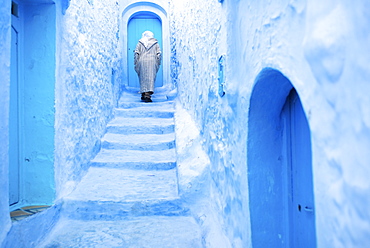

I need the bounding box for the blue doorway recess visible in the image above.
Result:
[247,68,316,247]
[281,89,316,247]
[9,24,20,206]
[127,12,163,88]
[9,1,56,209]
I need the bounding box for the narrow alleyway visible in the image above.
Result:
[39,90,202,247]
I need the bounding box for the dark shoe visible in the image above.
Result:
[141,93,152,102]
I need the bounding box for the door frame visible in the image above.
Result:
[9,8,21,206]
[8,0,56,211]
[121,3,170,90]
[127,12,163,88]
[247,68,316,247]
[281,89,316,247]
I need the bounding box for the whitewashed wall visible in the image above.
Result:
[1,0,369,247]
[1,0,122,245]
[170,0,370,247]
[54,0,122,198]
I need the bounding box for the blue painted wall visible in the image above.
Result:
[170,0,370,247]
[1,0,370,247]
[0,0,12,243]
[20,2,56,208]
[247,69,293,247]
[1,0,122,246]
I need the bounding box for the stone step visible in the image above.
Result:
[90,149,176,170]
[114,108,174,118]
[119,100,175,110]
[61,167,185,220]
[106,117,175,135]
[119,89,172,104]
[39,216,202,248]
[66,167,179,201]
[62,198,189,221]
[101,133,176,151]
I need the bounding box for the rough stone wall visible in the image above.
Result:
[303,1,370,247]
[170,1,247,247]
[55,0,122,198]
[170,0,370,247]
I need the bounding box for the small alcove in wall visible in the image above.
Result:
[9,0,56,213]
[247,68,316,247]
[121,2,170,91]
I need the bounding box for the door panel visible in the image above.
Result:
[290,91,316,247]
[9,25,20,206]
[283,89,316,247]
[128,16,163,88]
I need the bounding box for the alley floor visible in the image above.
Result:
[39,90,202,247]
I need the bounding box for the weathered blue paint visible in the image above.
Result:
[282,89,316,247]
[218,55,225,97]
[10,2,56,208]
[2,0,122,246]
[0,0,370,247]
[0,0,12,243]
[248,69,316,247]
[247,68,293,247]
[128,12,163,88]
[61,0,70,15]
[9,24,19,206]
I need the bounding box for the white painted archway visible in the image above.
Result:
[120,2,171,90]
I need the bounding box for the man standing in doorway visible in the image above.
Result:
[134,31,162,102]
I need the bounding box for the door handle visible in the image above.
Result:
[304,206,313,212]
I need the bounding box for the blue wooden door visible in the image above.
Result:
[284,89,316,247]
[127,14,163,88]
[9,25,20,206]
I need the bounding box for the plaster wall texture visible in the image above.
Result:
[170,0,370,247]
[0,0,12,243]
[170,1,247,247]
[19,2,56,209]
[55,0,122,198]
[0,0,369,247]
[1,204,61,248]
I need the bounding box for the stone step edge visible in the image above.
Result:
[114,111,174,119]
[89,161,177,170]
[101,133,176,150]
[106,126,175,135]
[101,140,176,151]
[60,198,190,220]
[114,107,175,113]
[118,101,175,109]
[107,117,175,123]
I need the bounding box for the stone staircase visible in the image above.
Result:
[39,90,202,248]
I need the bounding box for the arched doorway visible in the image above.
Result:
[127,12,163,88]
[247,68,316,247]
[121,2,170,90]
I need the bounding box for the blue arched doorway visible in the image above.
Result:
[247,68,316,247]
[127,12,163,88]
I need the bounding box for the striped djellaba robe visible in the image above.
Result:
[134,38,162,93]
